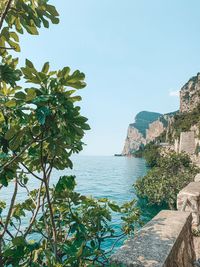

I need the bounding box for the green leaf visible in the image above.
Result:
[12,236,26,247]
[41,62,49,74]
[0,112,5,123]
[82,123,90,130]
[46,4,59,16]
[108,202,121,212]
[26,88,36,101]
[55,175,76,193]
[9,131,23,150]
[36,106,51,125]
[25,59,34,69]
[5,99,16,108]
[5,127,17,140]
[15,91,26,100]
[10,32,19,42]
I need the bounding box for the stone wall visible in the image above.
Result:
[179,131,196,155]
[111,176,200,267]
[111,211,194,267]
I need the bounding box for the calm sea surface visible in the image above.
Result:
[1,155,151,250]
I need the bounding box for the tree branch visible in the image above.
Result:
[0,177,18,238]
[19,162,43,181]
[24,181,43,237]
[40,137,58,259]
[0,221,14,239]
[0,46,14,50]
[0,0,13,30]
[1,138,37,170]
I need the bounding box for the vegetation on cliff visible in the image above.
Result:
[133,142,160,167]
[135,152,199,209]
[0,1,140,266]
[169,104,200,139]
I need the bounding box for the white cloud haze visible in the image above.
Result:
[169,90,179,97]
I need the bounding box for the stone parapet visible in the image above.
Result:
[111,210,194,267]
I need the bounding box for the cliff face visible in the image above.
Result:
[146,120,165,143]
[122,111,166,155]
[180,73,200,113]
[122,126,146,155]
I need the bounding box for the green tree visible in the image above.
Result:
[0,1,140,266]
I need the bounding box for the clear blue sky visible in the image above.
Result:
[18,0,200,155]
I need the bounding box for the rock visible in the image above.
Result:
[146,120,165,143]
[122,126,146,155]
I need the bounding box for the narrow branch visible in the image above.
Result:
[12,219,23,237]
[17,180,37,206]
[19,162,43,181]
[0,0,13,30]
[0,221,14,238]
[0,46,14,50]
[1,138,37,170]
[40,137,57,259]
[0,177,18,238]
[24,182,43,237]
[44,180,57,257]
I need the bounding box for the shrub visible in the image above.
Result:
[134,153,199,209]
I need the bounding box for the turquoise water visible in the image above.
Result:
[1,155,149,251]
[66,155,147,202]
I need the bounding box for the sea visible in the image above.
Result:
[1,155,160,252]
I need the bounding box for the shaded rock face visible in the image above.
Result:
[180,73,200,113]
[122,111,167,155]
[146,120,165,143]
[122,126,146,155]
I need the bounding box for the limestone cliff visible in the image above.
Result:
[180,73,200,113]
[122,126,146,155]
[146,120,165,143]
[122,111,167,155]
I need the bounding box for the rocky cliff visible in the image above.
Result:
[122,111,167,155]
[122,72,200,157]
[180,73,200,113]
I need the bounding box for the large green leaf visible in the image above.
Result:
[36,106,51,125]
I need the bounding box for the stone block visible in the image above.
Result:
[177,182,200,229]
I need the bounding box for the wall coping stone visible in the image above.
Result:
[111,210,192,267]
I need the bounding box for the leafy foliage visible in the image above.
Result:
[135,152,199,209]
[0,1,140,266]
[133,142,160,168]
